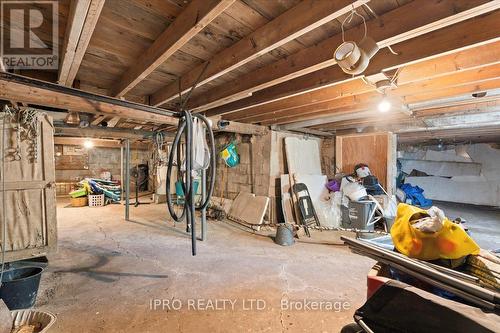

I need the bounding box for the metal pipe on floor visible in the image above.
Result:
[125,139,131,221]
[341,237,499,305]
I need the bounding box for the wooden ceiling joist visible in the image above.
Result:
[149,0,368,107]
[308,99,500,132]
[55,125,161,140]
[404,79,500,104]
[279,94,500,132]
[198,0,498,114]
[231,62,500,125]
[59,0,105,87]
[107,116,121,127]
[54,137,149,149]
[206,8,500,117]
[112,0,235,97]
[225,41,500,122]
[397,125,500,144]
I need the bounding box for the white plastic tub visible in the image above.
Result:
[11,309,56,333]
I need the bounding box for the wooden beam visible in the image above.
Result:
[150,0,367,106]
[60,0,105,87]
[225,41,500,121]
[213,119,268,136]
[195,0,497,113]
[54,137,149,149]
[243,63,500,125]
[112,0,235,97]
[311,99,500,131]
[0,72,178,125]
[58,0,92,85]
[107,116,121,127]
[397,125,500,144]
[55,125,160,140]
[205,9,500,117]
[90,114,106,125]
[404,79,500,104]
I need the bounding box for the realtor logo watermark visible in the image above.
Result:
[1,0,58,69]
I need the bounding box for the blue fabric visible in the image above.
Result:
[400,183,432,208]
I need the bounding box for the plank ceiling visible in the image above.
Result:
[2,0,499,144]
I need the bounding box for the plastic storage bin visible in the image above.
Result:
[342,200,376,231]
[88,194,105,207]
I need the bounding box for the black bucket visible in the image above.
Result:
[0,266,43,310]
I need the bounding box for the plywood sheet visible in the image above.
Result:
[228,192,269,225]
[284,137,321,174]
[336,132,396,194]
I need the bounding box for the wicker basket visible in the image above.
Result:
[70,196,88,207]
[88,194,105,207]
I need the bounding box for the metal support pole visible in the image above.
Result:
[125,139,130,221]
[120,146,124,197]
[201,168,207,241]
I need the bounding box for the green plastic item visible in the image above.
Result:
[69,188,87,198]
[220,142,240,168]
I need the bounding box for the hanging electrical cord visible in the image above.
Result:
[165,62,216,256]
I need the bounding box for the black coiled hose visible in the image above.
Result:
[166,110,216,255]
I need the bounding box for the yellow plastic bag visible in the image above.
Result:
[391,204,480,260]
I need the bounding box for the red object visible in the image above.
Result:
[367,275,390,299]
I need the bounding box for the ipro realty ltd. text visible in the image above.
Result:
[150,298,351,312]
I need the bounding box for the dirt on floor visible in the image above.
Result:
[36,199,375,332]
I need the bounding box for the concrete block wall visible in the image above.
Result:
[55,145,151,195]
[214,134,251,200]
[213,130,334,223]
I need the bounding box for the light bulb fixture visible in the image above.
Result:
[65,111,80,125]
[83,139,94,149]
[378,96,391,113]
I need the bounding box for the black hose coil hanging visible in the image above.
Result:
[165,110,216,256]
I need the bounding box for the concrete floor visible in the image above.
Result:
[36,199,374,332]
[435,201,500,251]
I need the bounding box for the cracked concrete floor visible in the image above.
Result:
[36,199,374,332]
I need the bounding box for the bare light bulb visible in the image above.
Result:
[378,98,391,113]
[83,140,94,149]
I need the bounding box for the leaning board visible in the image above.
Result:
[336,132,397,195]
[0,113,57,262]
